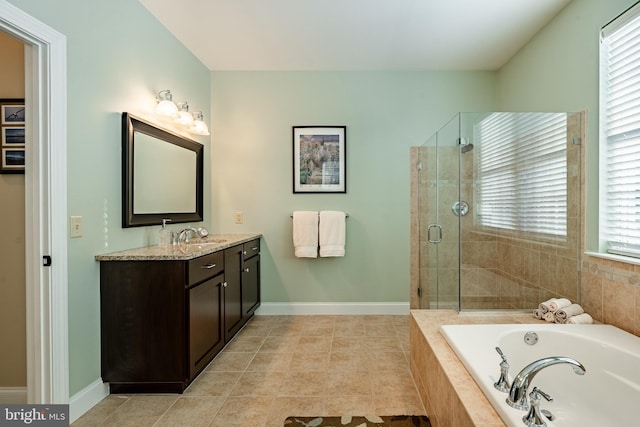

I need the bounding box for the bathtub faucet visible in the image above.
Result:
[506,356,586,410]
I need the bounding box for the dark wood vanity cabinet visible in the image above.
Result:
[242,239,261,317]
[99,238,260,393]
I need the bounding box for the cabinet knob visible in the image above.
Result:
[244,268,250,273]
[243,250,247,255]
[222,281,227,288]
[201,263,216,269]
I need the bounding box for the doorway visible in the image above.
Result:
[0,0,68,404]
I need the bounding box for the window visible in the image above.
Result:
[600,2,640,258]
[476,112,568,240]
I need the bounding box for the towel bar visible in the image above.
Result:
[290,213,349,218]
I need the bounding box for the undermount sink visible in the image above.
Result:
[186,238,228,245]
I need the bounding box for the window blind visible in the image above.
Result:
[476,112,567,239]
[601,4,640,258]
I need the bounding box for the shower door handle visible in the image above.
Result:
[427,224,442,244]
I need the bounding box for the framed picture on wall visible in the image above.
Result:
[0,98,25,174]
[1,101,25,125]
[1,147,25,172]
[293,125,346,193]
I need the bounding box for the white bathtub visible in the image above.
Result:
[440,323,640,427]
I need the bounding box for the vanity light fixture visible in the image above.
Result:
[154,89,209,136]
[175,102,194,126]
[155,89,179,117]
[191,111,210,136]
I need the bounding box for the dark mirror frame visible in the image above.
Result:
[122,112,204,228]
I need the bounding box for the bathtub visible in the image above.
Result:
[440,323,640,426]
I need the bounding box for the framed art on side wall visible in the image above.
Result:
[0,98,25,174]
[293,125,346,193]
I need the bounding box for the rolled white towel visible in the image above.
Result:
[555,303,584,322]
[548,298,572,312]
[543,312,556,323]
[533,309,543,320]
[538,298,556,313]
[566,313,594,324]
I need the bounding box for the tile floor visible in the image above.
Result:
[71,315,426,427]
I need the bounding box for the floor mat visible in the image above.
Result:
[284,415,431,426]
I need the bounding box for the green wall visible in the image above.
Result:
[496,0,637,250]
[210,71,497,303]
[7,0,211,396]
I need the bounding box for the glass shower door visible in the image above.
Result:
[419,114,461,309]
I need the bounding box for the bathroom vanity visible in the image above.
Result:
[95,233,261,393]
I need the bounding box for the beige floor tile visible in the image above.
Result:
[323,395,374,416]
[72,315,426,427]
[296,335,332,352]
[98,395,178,427]
[209,395,274,427]
[278,371,328,396]
[154,396,225,427]
[265,397,324,427]
[329,351,371,371]
[326,371,372,396]
[289,351,330,371]
[183,371,241,396]
[230,371,285,396]
[246,351,293,371]
[206,351,255,371]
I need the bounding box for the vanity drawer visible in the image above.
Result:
[243,239,260,260]
[188,251,223,286]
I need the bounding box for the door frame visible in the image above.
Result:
[0,0,68,404]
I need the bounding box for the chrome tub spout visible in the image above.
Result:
[507,356,586,410]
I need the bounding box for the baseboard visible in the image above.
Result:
[255,302,410,315]
[69,379,109,423]
[0,387,27,404]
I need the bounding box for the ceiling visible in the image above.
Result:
[139,0,572,71]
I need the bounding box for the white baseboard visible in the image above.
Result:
[0,387,27,404]
[69,379,109,423]
[255,302,410,316]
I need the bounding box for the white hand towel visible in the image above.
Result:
[555,303,584,322]
[538,298,556,313]
[293,211,318,258]
[548,298,572,312]
[319,210,346,257]
[566,313,594,324]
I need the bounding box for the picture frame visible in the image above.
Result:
[2,127,25,145]
[0,99,25,173]
[293,125,346,193]
[1,102,25,125]
[1,147,25,172]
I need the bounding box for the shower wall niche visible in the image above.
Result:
[410,112,584,311]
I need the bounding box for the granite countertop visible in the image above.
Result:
[95,233,262,261]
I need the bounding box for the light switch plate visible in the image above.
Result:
[70,216,83,238]
[234,211,243,224]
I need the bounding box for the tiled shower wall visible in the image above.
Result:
[410,112,585,312]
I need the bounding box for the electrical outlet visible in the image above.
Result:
[70,216,83,238]
[234,211,244,224]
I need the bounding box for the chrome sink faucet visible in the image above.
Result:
[506,356,586,410]
[178,227,209,243]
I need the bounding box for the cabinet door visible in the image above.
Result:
[188,274,224,379]
[223,246,243,341]
[242,255,260,316]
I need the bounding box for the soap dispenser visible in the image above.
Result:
[158,218,172,246]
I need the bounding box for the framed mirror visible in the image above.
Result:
[122,112,203,227]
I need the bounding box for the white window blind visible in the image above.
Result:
[476,112,567,239]
[601,3,640,258]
